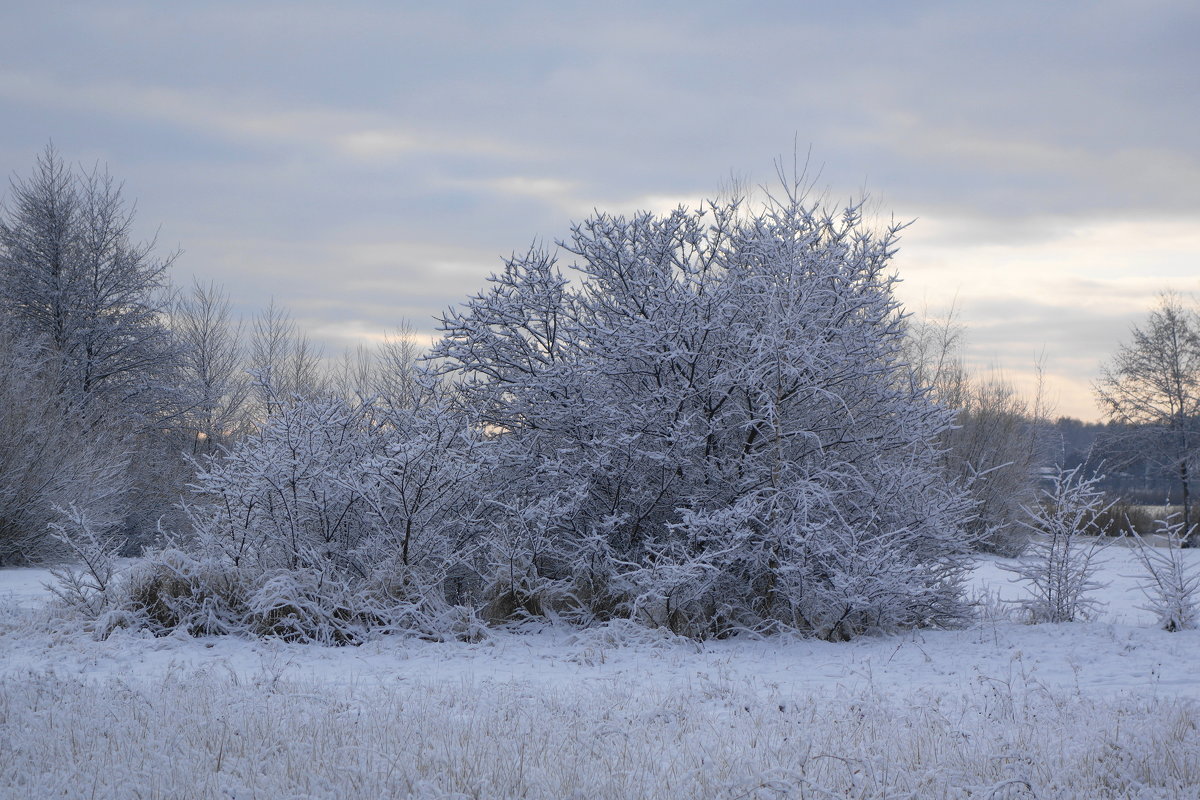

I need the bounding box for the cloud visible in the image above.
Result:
[0,70,336,147]
[893,211,1200,420]
[335,130,526,164]
[2,1,1196,422]
[305,319,436,352]
[0,70,519,166]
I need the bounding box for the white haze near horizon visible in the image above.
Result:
[0,1,1197,421]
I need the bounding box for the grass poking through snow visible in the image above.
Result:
[1,665,1197,799]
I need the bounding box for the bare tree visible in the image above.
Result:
[333,343,376,403]
[174,279,249,454]
[373,324,422,408]
[949,375,1045,555]
[330,326,423,409]
[248,299,296,415]
[903,307,1044,555]
[248,300,327,416]
[1095,292,1200,546]
[903,303,969,408]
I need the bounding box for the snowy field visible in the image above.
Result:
[2,545,1199,799]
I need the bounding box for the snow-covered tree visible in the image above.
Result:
[0,146,201,552]
[0,145,183,425]
[0,321,127,565]
[435,186,974,639]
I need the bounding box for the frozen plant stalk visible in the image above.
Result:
[1002,465,1112,623]
[1129,515,1199,631]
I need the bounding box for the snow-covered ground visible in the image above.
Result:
[2,545,1199,798]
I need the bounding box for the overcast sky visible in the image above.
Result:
[2,1,1197,420]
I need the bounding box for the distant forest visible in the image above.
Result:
[1049,418,1186,505]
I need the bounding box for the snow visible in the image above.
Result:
[2,545,1199,798]
[0,564,60,610]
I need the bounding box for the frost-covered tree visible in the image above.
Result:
[434,186,974,639]
[0,146,204,553]
[0,322,127,565]
[0,145,183,425]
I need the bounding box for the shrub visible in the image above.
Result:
[1002,466,1112,623]
[1128,515,1200,631]
[120,548,247,637]
[93,389,487,643]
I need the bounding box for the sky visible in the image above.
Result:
[0,1,1197,421]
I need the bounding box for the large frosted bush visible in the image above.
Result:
[435,187,974,638]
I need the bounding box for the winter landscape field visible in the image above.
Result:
[2,544,1198,800]
[3,4,1198,799]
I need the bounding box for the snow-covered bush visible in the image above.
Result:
[183,395,382,575]
[1129,515,1199,631]
[99,384,487,643]
[351,389,485,595]
[1002,465,1112,623]
[45,505,125,617]
[435,186,974,639]
[58,179,978,643]
[472,454,626,626]
[119,548,247,637]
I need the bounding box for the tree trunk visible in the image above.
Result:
[1183,460,1198,547]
